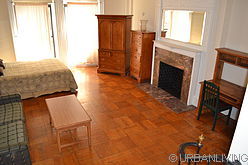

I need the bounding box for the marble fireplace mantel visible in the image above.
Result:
[151,40,202,106]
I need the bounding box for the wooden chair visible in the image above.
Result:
[197,80,232,131]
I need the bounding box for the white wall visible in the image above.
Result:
[221,0,248,87]
[104,0,131,15]
[103,0,156,31]
[0,0,16,62]
[132,0,156,31]
[224,0,248,53]
[228,85,248,164]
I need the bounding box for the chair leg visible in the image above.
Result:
[197,104,203,120]
[226,108,232,125]
[212,111,218,131]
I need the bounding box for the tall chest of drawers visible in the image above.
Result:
[96,15,132,76]
[130,30,155,82]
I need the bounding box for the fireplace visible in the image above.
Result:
[152,47,194,104]
[158,62,184,99]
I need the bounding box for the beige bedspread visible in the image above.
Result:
[0,59,78,99]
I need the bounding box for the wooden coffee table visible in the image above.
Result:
[45,95,92,152]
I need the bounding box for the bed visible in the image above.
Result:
[0,59,78,99]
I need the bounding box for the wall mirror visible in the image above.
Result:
[161,9,206,45]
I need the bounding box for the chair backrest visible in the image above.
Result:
[202,80,220,111]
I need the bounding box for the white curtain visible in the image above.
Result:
[54,0,68,65]
[66,3,98,66]
[14,3,54,61]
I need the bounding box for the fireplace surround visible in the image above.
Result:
[152,47,194,104]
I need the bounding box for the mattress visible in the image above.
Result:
[0,59,78,99]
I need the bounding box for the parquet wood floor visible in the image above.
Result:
[23,67,236,165]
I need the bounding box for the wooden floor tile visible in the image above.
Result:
[23,67,236,164]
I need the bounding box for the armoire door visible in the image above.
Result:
[112,20,125,51]
[98,19,111,50]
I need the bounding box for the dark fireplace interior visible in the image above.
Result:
[158,62,184,99]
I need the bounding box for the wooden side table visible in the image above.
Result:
[46,95,92,152]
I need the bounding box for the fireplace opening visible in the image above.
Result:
[158,62,184,99]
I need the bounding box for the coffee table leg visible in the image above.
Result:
[49,114,51,125]
[49,114,54,128]
[86,122,91,146]
[57,131,61,152]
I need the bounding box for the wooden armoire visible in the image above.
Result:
[96,15,132,76]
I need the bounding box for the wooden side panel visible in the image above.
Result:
[140,33,155,82]
[130,32,141,80]
[130,51,141,79]
[213,53,223,82]
[125,18,132,72]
